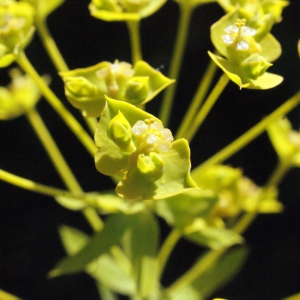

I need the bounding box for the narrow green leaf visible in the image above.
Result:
[88,254,136,295]
[50,214,131,276]
[192,246,248,298]
[123,212,159,298]
[170,246,248,300]
[58,225,136,295]
[58,225,88,255]
[155,189,217,229]
[186,226,243,249]
[55,195,87,210]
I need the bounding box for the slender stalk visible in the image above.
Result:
[166,115,299,295]
[0,168,75,198]
[126,20,142,64]
[26,108,103,232]
[166,248,225,295]
[159,2,193,126]
[166,160,288,295]
[192,91,300,178]
[36,19,69,72]
[0,289,21,300]
[232,160,290,235]
[158,228,181,278]
[265,160,291,187]
[96,284,118,300]
[184,74,229,142]
[26,108,82,192]
[16,52,98,156]
[85,117,99,134]
[176,59,218,139]
[36,19,99,134]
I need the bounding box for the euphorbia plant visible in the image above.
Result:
[0,0,299,299]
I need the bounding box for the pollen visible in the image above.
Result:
[222,19,257,51]
[131,119,174,153]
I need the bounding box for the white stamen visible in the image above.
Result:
[160,128,174,142]
[157,140,172,153]
[236,41,249,50]
[222,34,235,45]
[150,121,164,131]
[241,26,256,36]
[224,25,238,34]
[147,134,157,145]
[131,120,148,136]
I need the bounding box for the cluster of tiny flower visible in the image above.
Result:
[131,118,174,154]
[222,19,257,51]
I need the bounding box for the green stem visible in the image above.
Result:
[158,228,181,279]
[166,248,225,295]
[36,18,69,72]
[192,91,300,178]
[26,108,103,231]
[166,93,300,296]
[184,74,229,142]
[0,168,76,198]
[26,108,82,192]
[126,20,142,64]
[159,2,193,126]
[176,59,218,139]
[17,52,98,156]
[85,117,99,134]
[232,160,291,235]
[96,284,118,300]
[36,18,99,134]
[266,160,291,187]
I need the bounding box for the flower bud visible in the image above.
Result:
[241,53,272,79]
[124,76,149,104]
[251,13,274,42]
[261,0,289,23]
[64,76,104,117]
[137,152,164,181]
[107,111,136,153]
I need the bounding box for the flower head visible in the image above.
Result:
[94,96,197,200]
[209,10,283,89]
[89,0,167,21]
[0,68,43,120]
[0,0,35,67]
[217,0,289,23]
[60,60,174,117]
[267,117,300,167]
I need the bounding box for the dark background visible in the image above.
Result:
[0,0,300,299]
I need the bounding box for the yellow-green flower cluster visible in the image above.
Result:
[0,0,35,67]
[209,9,283,89]
[94,97,196,200]
[60,60,174,117]
[0,68,42,119]
[89,0,167,21]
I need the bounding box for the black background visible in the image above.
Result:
[0,0,300,299]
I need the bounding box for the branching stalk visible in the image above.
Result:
[126,20,142,64]
[17,52,98,156]
[184,73,229,142]
[192,91,300,177]
[176,59,218,139]
[159,2,193,126]
[36,18,69,72]
[26,108,103,232]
